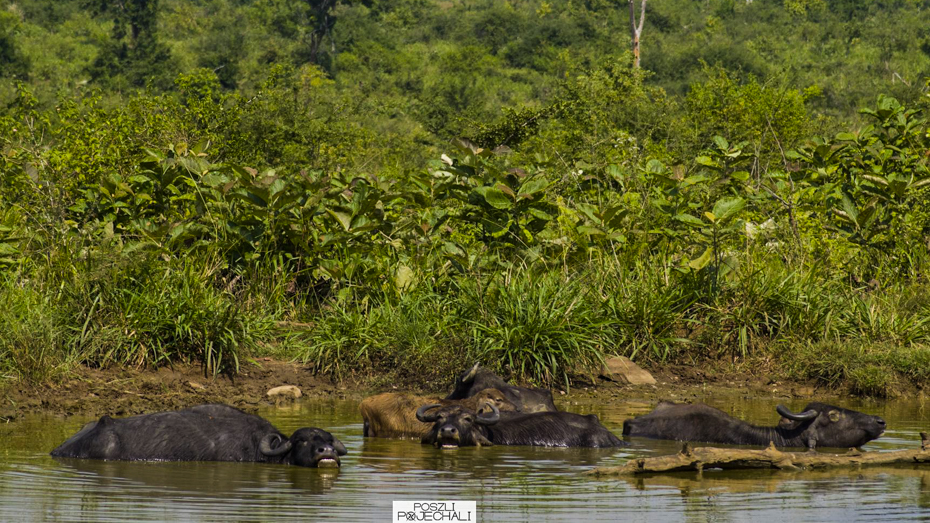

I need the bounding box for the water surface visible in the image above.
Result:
[1,394,928,521]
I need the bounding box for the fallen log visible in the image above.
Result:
[588,432,930,476]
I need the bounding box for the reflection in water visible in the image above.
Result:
[0,395,928,521]
[53,457,341,495]
[625,466,930,500]
[357,437,619,475]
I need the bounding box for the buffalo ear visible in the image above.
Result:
[475,433,493,447]
[332,437,348,456]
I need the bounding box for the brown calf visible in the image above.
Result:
[360,389,516,438]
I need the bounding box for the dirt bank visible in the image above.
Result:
[0,359,843,422]
[0,359,337,421]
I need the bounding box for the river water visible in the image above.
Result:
[1,394,928,521]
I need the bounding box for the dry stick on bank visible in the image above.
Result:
[588,432,930,476]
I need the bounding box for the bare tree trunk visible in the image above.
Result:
[628,0,647,68]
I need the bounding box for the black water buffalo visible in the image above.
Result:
[51,404,348,467]
[417,404,626,448]
[444,363,558,413]
[622,401,886,449]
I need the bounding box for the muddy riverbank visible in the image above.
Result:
[1,358,886,422]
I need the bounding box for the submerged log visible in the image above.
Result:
[588,432,930,476]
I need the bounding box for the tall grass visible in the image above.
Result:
[786,341,930,397]
[592,258,696,362]
[0,274,72,382]
[458,269,606,388]
[295,289,468,384]
[68,256,277,376]
[696,261,838,358]
[0,248,285,381]
[4,240,930,396]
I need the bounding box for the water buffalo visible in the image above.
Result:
[444,363,558,413]
[417,404,626,448]
[51,404,348,467]
[359,388,516,438]
[622,401,886,449]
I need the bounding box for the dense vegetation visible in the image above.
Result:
[2,0,930,396]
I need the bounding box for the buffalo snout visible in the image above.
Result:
[296,441,342,468]
[437,425,460,447]
[313,444,341,468]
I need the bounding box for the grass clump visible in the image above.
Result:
[592,259,696,362]
[295,269,609,389]
[0,275,71,382]
[460,270,606,388]
[295,290,468,386]
[55,252,279,377]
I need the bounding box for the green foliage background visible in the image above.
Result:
[2,0,930,395]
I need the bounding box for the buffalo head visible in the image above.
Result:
[260,428,348,467]
[472,388,516,415]
[417,404,501,448]
[776,402,886,448]
[446,363,557,413]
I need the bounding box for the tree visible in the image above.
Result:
[784,0,826,18]
[251,0,340,69]
[0,11,30,80]
[86,0,173,88]
[307,0,338,66]
[628,0,647,69]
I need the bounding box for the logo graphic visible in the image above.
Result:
[392,501,477,522]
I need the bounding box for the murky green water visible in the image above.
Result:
[1,394,928,521]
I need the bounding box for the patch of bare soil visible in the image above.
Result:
[557,363,831,407]
[0,359,340,422]
[0,358,834,422]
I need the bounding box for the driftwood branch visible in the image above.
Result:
[588,432,930,476]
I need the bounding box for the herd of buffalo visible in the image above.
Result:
[51,363,888,468]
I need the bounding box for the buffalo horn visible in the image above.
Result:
[776,405,819,422]
[333,438,348,456]
[462,362,480,383]
[476,404,500,425]
[416,404,443,423]
[259,433,294,456]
